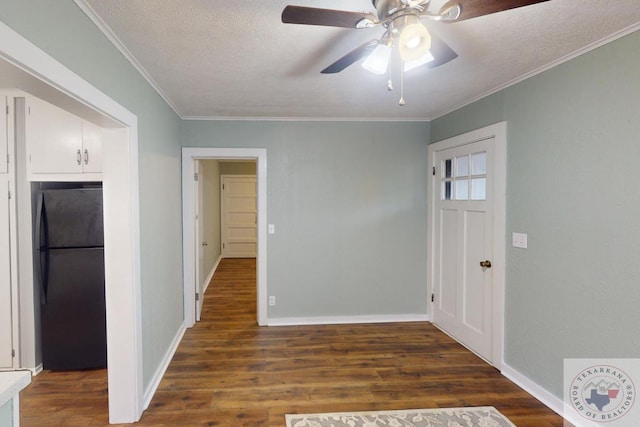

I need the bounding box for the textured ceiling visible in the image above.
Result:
[79,0,640,120]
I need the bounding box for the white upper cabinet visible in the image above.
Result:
[0,96,7,175]
[81,120,103,174]
[25,97,102,179]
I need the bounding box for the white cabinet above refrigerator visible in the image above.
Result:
[25,96,102,181]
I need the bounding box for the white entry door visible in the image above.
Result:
[0,175,13,368]
[430,123,506,365]
[221,175,256,258]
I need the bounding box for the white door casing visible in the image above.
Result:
[427,122,506,369]
[1,21,143,423]
[221,175,257,258]
[194,160,205,321]
[0,96,7,174]
[0,175,12,368]
[182,148,267,327]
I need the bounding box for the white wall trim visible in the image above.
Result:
[431,22,640,120]
[203,255,222,295]
[267,314,429,327]
[427,122,507,371]
[182,116,430,122]
[33,364,43,376]
[0,20,143,423]
[72,0,183,118]
[501,363,583,427]
[182,147,268,327]
[142,322,187,410]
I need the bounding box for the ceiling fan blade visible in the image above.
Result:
[282,5,377,29]
[321,40,378,74]
[426,34,458,69]
[440,0,550,22]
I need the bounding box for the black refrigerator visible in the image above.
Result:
[36,186,107,370]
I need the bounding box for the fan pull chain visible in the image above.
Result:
[399,61,406,106]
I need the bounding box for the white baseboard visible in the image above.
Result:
[202,255,222,295]
[501,363,584,427]
[267,313,429,326]
[142,322,187,409]
[32,364,43,376]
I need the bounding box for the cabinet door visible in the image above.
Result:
[82,120,103,173]
[0,96,7,174]
[26,97,83,174]
[0,176,13,368]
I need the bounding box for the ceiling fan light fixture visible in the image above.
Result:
[361,43,392,75]
[398,21,431,62]
[404,50,435,72]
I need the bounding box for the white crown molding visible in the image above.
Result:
[73,0,184,118]
[430,22,640,121]
[182,115,430,122]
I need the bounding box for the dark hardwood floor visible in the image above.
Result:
[20,258,569,426]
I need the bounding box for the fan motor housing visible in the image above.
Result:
[373,0,429,20]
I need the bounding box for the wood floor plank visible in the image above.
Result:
[20,258,570,426]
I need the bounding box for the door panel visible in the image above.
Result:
[438,209,458,320]
[221,175,256,258]
[463,210,489,334]
[41,248,106,370]
[433,137,494,362]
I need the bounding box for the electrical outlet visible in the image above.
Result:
[268,296,276,306]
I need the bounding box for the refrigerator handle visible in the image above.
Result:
[35,192,48,304]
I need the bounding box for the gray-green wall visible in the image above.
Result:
[182,121,431,318]
[431,30,640,398]
[0,1,184,389]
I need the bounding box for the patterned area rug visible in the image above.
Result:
[285,406,515,427]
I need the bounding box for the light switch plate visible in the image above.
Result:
[268,224,275,234]
[512,232,528,249]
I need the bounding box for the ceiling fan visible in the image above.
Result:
[282,0,550,105]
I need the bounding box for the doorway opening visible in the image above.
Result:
[182,148,267,327]
[1,22,142,423]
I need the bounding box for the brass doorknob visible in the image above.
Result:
[480,260,492,268]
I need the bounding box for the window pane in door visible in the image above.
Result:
[456,156,469,177]
[471,178,486,200]
[442,181,452,200]
[444,159,452,178]
[471,152,486,175]
[455,179,469,200]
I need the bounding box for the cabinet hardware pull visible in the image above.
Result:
[84,149,89,165]
[76,149,82,165]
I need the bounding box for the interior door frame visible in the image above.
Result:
[427,122,507,370]
[0,21,143,423]
[182,148,267,327]
[193,159,204,321]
